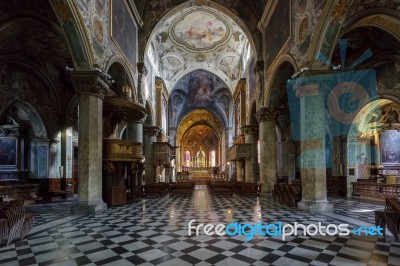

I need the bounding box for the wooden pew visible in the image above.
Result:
[207,181,234,196]
[375,197,400,241]
[236,182,261,197]
[143,183,168,197]
[169,182,195,196]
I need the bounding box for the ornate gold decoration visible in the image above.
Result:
[103,139,143,161]
[93,16,104,44]
[144,126,161,136]
[255,107,281,123]
[381,102,400,130]
[332,0,349,21]
[240,124,259,135]
[112,143,132,154]
[70,71,110,99]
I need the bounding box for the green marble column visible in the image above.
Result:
[296,83,333,211]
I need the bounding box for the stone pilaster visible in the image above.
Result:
[241,125,259,182]
[144,126,161,183]
[256,107,280,194]
[295,83,333,211]
[70,71,110,213]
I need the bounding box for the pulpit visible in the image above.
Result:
[103,139,143,205]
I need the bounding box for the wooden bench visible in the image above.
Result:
[208,181,234,196]
[143,183,169,197]
[169,182,195,196]
[236,182,261,197]
[0,200,34,245]
[375,197,400,241]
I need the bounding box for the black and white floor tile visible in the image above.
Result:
[1,186,399,266]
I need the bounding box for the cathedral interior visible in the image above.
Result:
[1,0,400,265]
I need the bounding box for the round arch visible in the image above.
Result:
[263,55,298,107]
[105,56,138,102]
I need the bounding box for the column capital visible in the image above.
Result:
[255,107,281,123]
[144,125,161,136]
[240,124,259,135]
[70,71,110,99]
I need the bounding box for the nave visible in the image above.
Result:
[1,188,399,266]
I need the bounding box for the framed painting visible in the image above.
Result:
[264,0,291,70]
[0,137,17,168]
[110,0,137,69]
[380,130,400,165]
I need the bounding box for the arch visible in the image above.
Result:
[2,101,49,139]
[105,56,137,101]
[318,12,400,67]
[264,56,297,107]
[49,0,95,69]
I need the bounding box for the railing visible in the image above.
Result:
[352,182,400,198]
[227,143,251,161]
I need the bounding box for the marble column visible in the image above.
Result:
[144,126,161,183]
[126,121,144,143]
[70,71,110,214]
[295,83,333,212]
[241,125,259,182]
[256,108,279,194]
[236,160,244,181]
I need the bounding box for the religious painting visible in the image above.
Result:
[264,0,291,69]
[0,137,17,168]
[170,70,232,127]
[110,0,137,69]
[172,10,228,50]
[380,130,400,164]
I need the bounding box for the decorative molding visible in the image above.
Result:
[332,0,349,21]
[382,102,400,130]
[255,107,281,123]
[144,126,161,136]
[70,71,110,99]
[240,124,259,135]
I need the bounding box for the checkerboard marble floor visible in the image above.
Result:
[1,186,400,266]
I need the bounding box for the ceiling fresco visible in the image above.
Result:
[169,69,232,128]
[171,9,229,50]
[147,4,250,91]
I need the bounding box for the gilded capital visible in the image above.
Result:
[255,107,280,123]
[240,124,259,135]
[70,71,110,99]
[144,126,161,136]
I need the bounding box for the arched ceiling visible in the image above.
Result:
[146,4,252,91]
[182,124,219,150]
[176,109,224,144]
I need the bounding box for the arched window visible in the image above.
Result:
[186,151,191,167]
[211,150,216,167]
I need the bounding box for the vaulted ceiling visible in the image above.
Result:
[144,2,255,91]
